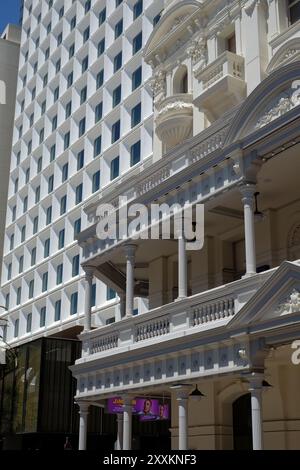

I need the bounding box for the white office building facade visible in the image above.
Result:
[0,0,163,345]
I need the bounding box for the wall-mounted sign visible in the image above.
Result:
[107,397,170,421]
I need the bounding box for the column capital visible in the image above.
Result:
[77,401,90,414]
[245,371,265,390]
[124,244,137,259]
[239,182,257,202]
[122,394,134,407]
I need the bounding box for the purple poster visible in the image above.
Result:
[107,397,169,421]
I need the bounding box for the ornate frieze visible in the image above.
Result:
[255,80,300,129]
[276,289,300,315]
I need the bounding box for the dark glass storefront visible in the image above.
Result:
[0,337,171,450]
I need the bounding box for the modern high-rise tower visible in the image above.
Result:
[0,0,163,346]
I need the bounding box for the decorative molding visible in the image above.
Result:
[255,80,300,129]
[276,289,300,315]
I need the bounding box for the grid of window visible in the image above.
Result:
[2,0,161,341]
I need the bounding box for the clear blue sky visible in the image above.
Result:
[0,0,20,35]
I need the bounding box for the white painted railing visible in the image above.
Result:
[81,266,278,358]
[197,51,245,91]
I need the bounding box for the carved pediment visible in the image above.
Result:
[228,261,300,329]
[224,62,300,145]
[267,38,300,74]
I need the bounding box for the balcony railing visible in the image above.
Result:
[202,52,244,90]
[81,266,277,359]
[194,51,246,120]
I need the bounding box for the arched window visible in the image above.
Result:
[173,65,188,94]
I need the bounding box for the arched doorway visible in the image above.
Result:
[232,394,253,450]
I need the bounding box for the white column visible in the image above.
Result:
[124,245,137,318]
[116,413,123,451]
[83,266,94,331]
[240,184,257,277]
[78,402,89,451]
[178,396,188,450]
[177,234,187,301]
[248,374,264,450]
[122,395,133,450]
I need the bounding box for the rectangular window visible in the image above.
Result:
[56,264,63,285]
[80,86,87,104]
[107,288,116,301]
[62,163,69,182]
[133,0,143,19]
[17,287,21,305]
[91,283,96,307]
[96,70,104,89]
[113,85,121,107]
[74,218,81,238]
[82,55,89,73]
[33,216,38,234]
[70,292,78,315]
[37,157,42,173]
[98,38,105,57]
[79,118,86,137]
[72,255,80,277]
[54,86,59,102]
[60,195,67,215]
[58,229,65,249]
[40,307,46,328]
[111,120,121,143]
[131,103,141,127]
[133,32,142,54]
[44,238,50,258]
[46,206,52,225]
[75,183,83,204]
[132,66,142,91]
[19,256,24,274]
[115,19,123,39]
[83,27,90,43]
[69,43,75,59]
[14,319,19,338]
[92,171,100,192]
[95,102,103,123]
[67,72,73,88]
[48,174,54,193]
[99,8,106,25]
[21,225,26,243]
[94,136,102,158]
[42,272,48,292]
[77,150,85,170]
[50,144,56,161]
[131,140,141,166]
[7,263,12,281]
[64,132,70,150]
[52,115,57,131]
[111,156,120,180]
[29,280,34,299]
[55,300,61,322]
[31,247,36,266]
[26,313,32,333]
[66,101,72,119]
[35,186,40,204]
[113,51,122,72]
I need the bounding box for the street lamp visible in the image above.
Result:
[189,385,205,402]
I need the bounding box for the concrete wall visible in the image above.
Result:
[0,30,20,282]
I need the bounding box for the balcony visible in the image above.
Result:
[194,51,246,121]
[155,94,193,149]
[80,267,275,361]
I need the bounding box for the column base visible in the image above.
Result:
[175,296,187,302]
[242,272,257,279]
